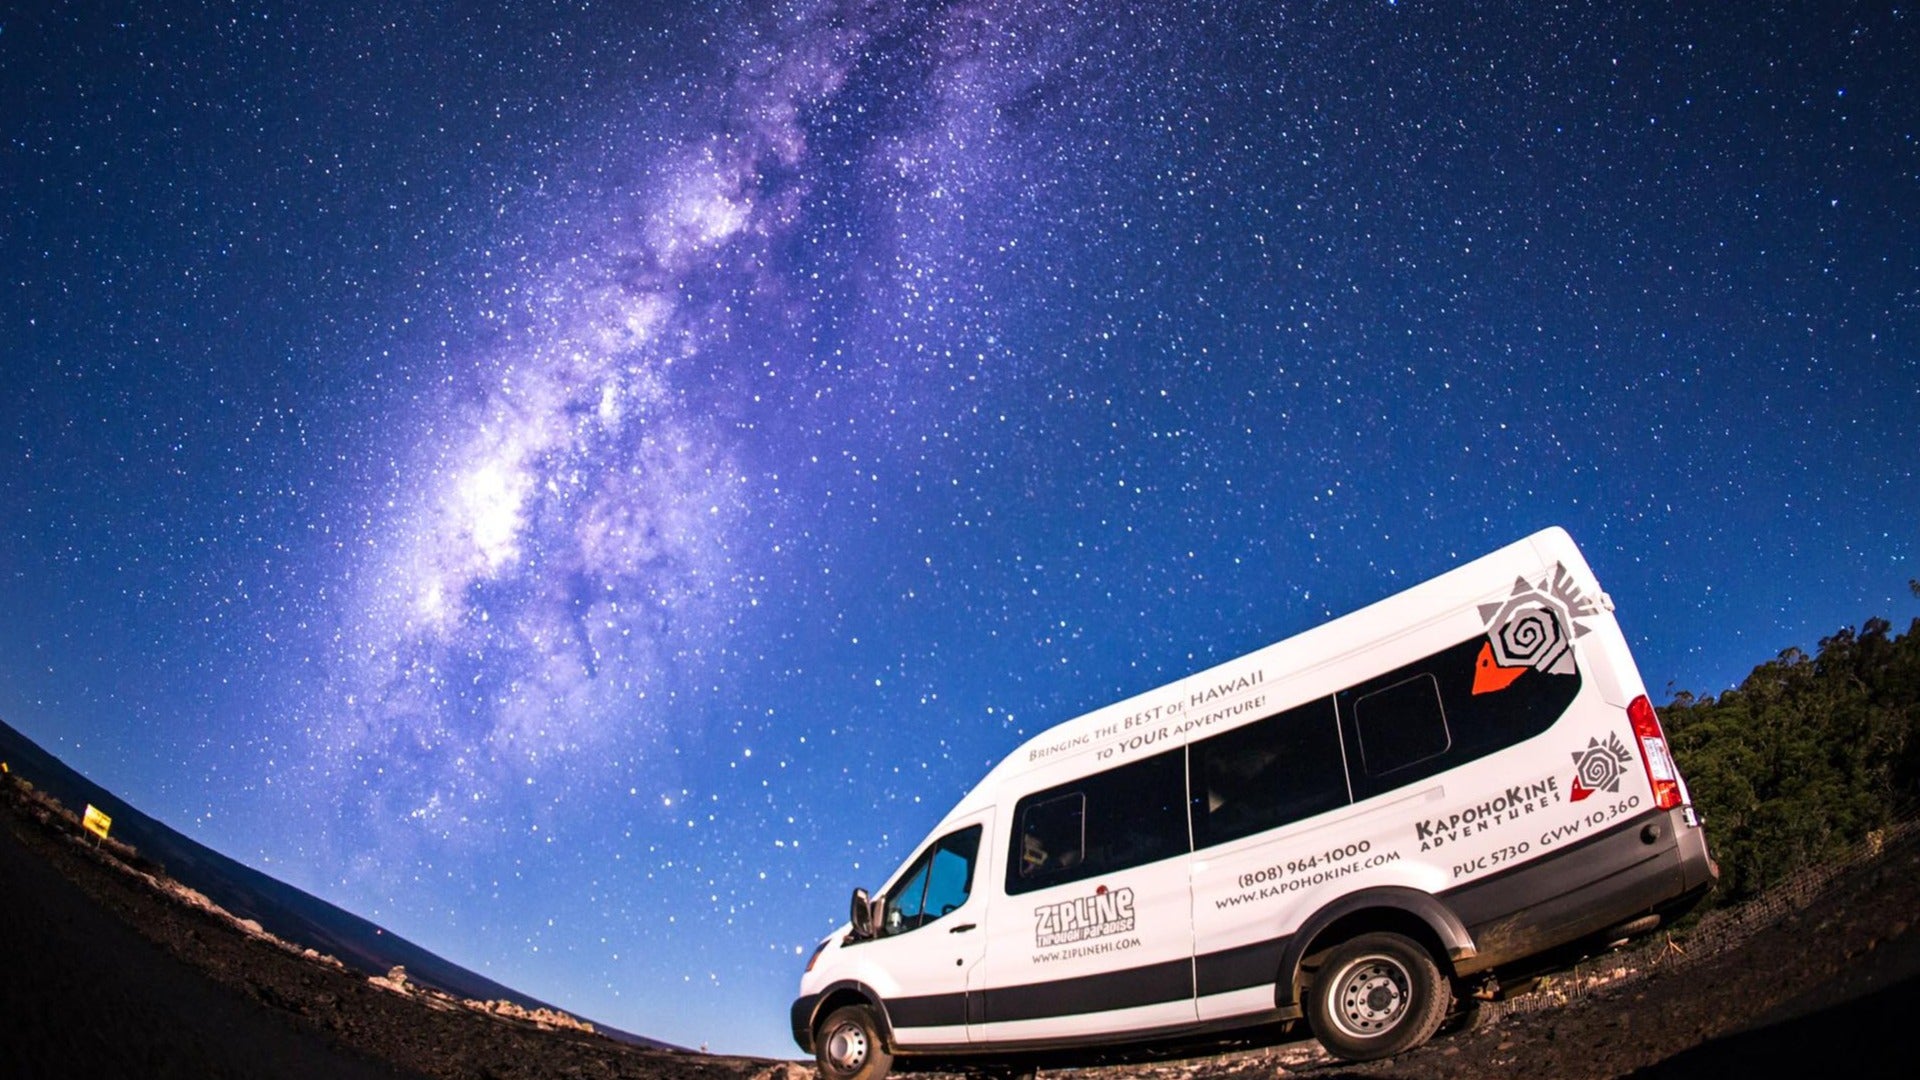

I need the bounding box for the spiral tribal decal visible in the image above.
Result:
[1491,604,1571,672]
[1569,732,1633,801]
[1471,563,1600,695]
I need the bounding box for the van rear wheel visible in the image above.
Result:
[1306,932,1450,1062]
[816,1004,893,1080]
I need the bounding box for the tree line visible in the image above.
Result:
[1660,584,1920,909]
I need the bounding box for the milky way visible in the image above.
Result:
[319,1,1062,856]
[3,0,1916,1056]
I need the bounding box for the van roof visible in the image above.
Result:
[935,526,1590,824]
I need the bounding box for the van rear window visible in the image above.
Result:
[1351,673,1451,777]
[1338,634,1582,800]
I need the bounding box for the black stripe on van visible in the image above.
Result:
[889,955,1196,1031]
[888,989,969,1030]
[980,955,1193,1023]
[891,956,1224,1034]
[1194,937,1287,998]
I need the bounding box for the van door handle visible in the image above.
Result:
[949,923,977,933]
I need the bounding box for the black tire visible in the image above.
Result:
[815,1004,894,1080]
[1305,932,1451,1062]
[1439,992,1482,1035]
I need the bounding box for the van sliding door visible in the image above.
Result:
[974,746,1196,1045]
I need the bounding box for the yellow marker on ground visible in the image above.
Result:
[82,804,112,841]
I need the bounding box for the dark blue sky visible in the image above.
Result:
[3,0,1915,1056]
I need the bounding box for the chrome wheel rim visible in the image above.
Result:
[825,1021,870,1073]
[1328,954,1411,1039]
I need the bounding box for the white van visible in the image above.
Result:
[792,528,1717,1075]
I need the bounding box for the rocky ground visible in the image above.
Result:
[0,780,784,1080]
[1074,824,1920,1080]
[5,774,1917,1079]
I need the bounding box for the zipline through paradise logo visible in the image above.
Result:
[1033,885,1136,948]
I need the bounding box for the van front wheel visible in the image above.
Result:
[1306,932,1450,1062]
[816,1004,894,1080]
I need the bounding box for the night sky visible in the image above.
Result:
[3,0,1916,1058]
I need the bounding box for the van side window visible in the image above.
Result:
[881,825,982,937]
[1007,747,1187,895]
[1351,673,1451,778]
[1189,698,1348,849]
[1338,635,1584,801]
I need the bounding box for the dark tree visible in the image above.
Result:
[1661,616,1920,907]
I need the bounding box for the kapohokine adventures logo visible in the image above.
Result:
[1569,732,1633,801]
[1411,777,1562,851]
[1034,885,1136,948]
[1472,562,1601,696]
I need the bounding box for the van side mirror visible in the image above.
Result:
[849,887,878,939]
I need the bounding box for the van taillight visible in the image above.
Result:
[1628,695,1682,810]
